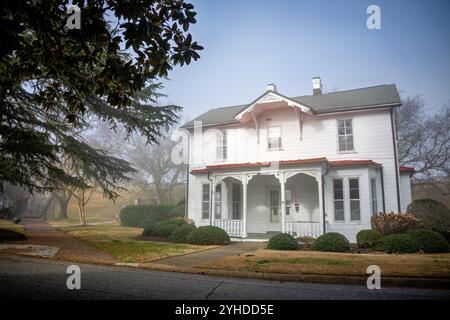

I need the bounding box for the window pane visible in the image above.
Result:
[350,200,360,220]
[350,188,359,199]
[338,120,345,129]
[334,201,344,221]
[349,178,359,189]
[346,138,354,150]
[333,179,343,190]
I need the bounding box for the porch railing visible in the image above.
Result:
[285,221,321,238]
[213,219,244,236]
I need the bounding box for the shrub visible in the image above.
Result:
[371,212,422,235]
[406,229,449,253]
[169,224,197,243]
[407,199,450,234]
[0,207,15,219]
[120,204,177,227]
[158,218,187,226]
[186,226,230,245]
[356,229,382,248]
[142,222,179,238]
[177,198,186,206]
[267,233,298,250]
[167,205,185,218]
[377,234,419,254]
[311,232,350,252]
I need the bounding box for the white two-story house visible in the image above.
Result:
[181,78,413,242]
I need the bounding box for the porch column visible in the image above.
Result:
[242,176,248,238]
[280,172,286,233]
[317,173,325,235]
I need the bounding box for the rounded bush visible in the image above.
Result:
[143,222,179,238]
[159,218,187,226]
[267,233,298,250]
[406,229,449,253]
[169,224,197,243]
[311,232,350,252]
[186,226,230,245]
[378,234,419,254]
[356,229,382,248]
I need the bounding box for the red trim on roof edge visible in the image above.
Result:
[190,158,384,174]
[399,166,414,173]
[329,160,381,167]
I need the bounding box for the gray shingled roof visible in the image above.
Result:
[181,84,401,129]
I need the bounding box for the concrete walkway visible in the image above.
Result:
[152,242,265,268]
[15,218,117,264]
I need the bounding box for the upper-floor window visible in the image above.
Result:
[202,183,210,220]
[216,131,227,161]
[338,119,354,152]
[268,126,282,151]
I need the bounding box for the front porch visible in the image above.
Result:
[209,165,325,239]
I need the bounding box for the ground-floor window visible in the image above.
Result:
[232,183,242,219]
[202,183,210,220]
[215,184,222,219]
[333,179,344,221]
[370,178,378,215]
[349,178,360,221]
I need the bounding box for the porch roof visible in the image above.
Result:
[190,157,383,174]
[399,166,415,173]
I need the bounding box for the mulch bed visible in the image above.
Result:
[0,229,27,242]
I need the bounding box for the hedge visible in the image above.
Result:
[120,204,177,227]
[406,229,449,253]
[169,224,197,243]
[267,233,298,250]
[186,226,230,245]
[142,218,188,238]
[167,205,185,218]
[356,229,382,249]
[377,234,419,254]
[311,232,350,252]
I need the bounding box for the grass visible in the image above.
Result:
[199,249,450,279]
[0,219,24,234]
[57,224,212,263]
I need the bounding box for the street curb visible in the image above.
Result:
[139,263,450,289]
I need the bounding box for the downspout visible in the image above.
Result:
[390,108,402,213]
[380,166,386,213]
[207,170,213,226]
[321,162,329,234]
[184,130,191,219]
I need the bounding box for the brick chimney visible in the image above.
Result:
[312,77,322,95]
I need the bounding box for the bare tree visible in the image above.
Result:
[89,121,184,204]
[396,96,450,196]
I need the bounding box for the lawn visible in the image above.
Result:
[57,224,213,263]
[0,219,24,234]
[198,249,450,279]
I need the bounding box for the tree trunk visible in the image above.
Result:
[57,193,72,219]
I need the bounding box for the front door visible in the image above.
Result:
[269,189,280,223]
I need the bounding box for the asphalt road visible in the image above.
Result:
[0,255,448,300]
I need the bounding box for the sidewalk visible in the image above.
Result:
[18,218,117,264]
